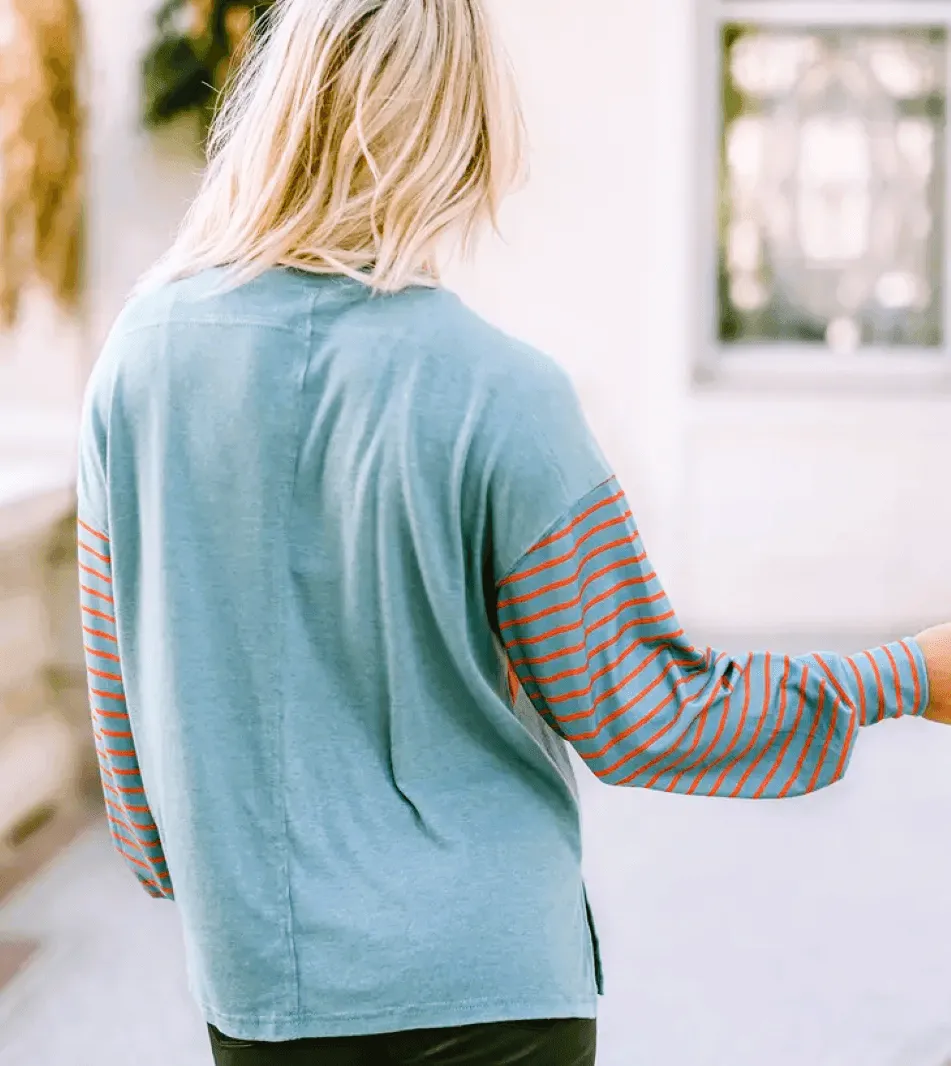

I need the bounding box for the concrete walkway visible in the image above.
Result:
[3,719,951,1066]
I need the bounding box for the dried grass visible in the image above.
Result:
[0,0,84,329]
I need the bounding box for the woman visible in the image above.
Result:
[77,1,951,1063]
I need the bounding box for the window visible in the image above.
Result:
[702,1,951,380]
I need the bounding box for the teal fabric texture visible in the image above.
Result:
[77,268,928,1041]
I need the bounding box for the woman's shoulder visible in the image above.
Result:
[393,285,575,399]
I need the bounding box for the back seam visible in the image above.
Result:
[272,289,321,1011]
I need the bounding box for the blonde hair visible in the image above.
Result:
[143,0,526,293]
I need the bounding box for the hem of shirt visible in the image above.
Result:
[198,994,600,1042]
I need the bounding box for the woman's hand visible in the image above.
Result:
[916,624,951,724]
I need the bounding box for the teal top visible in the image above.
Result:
[77,268,928,1041]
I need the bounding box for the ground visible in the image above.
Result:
[3,714,951,1066]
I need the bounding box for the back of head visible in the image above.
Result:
[145,0,526,293]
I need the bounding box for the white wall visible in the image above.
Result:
[7,0,947,637]
[445,0,659,540]
[6,6,950,1066]
[0,0,202,471]
[452,0,951,640]
[647,0,951,638]
[81,0,204,370]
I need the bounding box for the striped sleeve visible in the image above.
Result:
[497,478,930,800]
[78,518,173,898]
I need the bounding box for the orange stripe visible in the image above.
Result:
[540,623,689,703]
[812,655,853,713]
[501,569,657,633]
[100,727,133,738]
[707,656,759,801]
[830,688,859,785]
[604,702,685,780]
[78,539,110,564]
[93,706,129,719]
[862,651,885,724]
[100,745,135,758]
[80,584,114,604]
[778,683,827,798]
[805,684,841,793]
[599,671,714,779]
[678,648,750,793]
[507,600,667,656]
[104,801,157,835]
[557,655,685,740]
[90,688,125,702]
[110,829,145,857]
[499,537,639,610]
[97,759,116,780]
[664,659,732,791]
[531,483,621,551]
[79,562,111,584]
[633,666,726,789]
[114,844,150,869]
[113,835,167,863]
[500,483,622,576]
[504,579,656,650]
[503,511,633,587]
[511,617,678,669]
[82,605,116,624]
[733,653,783,798]
[509,584,665,656]
[84,644,120,662]
[101,782,145,796]
[82,625,117,643]
[531,604,672,685]
[506,660,520,705]
[750,667,807,799]
[78,519,109,543]
[95,748,139,775]
[640,701,714,788]
[899,640,922,713]
[573,662,701,754]
[88,667,122,682]
[548,643,679,716]
[882,645,903,717]
[678,665,737,793]
[112,842,167,875]
[846,657,866,725]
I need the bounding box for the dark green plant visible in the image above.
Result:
[141,0,274,135]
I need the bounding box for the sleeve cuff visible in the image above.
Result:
[853,639,929,724]
[899,638,931,718]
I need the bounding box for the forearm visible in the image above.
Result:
[497,480,911,802]
[621,651,857,800]
[800,641,929,726]
[79,517,173,899]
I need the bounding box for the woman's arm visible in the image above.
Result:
[79,518,174,897]
[498,478,930,799]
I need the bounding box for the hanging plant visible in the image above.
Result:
[0,0,84,330]
[142,0,274,136]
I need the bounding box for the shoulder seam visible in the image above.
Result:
[111,318,304,340]
[494,475,618,591]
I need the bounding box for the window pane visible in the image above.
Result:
[718,25,946,350]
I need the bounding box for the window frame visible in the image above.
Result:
[695,0,951,392]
